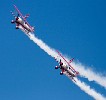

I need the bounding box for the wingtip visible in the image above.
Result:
[13,4,16,7]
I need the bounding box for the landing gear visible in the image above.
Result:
[16,26,19,29]
[11,20,15,23]
[55,66,59,69]
[60,72,63,75]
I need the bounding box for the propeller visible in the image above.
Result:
[17,14,19,18]
[59,59,63,66]
[10,11,15,18]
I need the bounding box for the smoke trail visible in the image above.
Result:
[64,55,106,88]
[75,79,106,100]
[18,30,106,99]
[29,33,58,58]
[18,26,58,58]
[28,33,106,88]
[57,55,106,88]
[29,33,106,100]
[65,73,106,100]
[71,62,106,88]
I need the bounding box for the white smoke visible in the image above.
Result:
[29,33,106,88]
[72,62,106,88]
[74,79,106,100]
[65,73,106,100]
[29,33,58,58]
[18,30,106,99]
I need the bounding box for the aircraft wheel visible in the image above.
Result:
[11,20,15,23]
[16,26,19,29]
[55,66,58,69]
[60,72,63,75]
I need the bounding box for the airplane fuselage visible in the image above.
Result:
[15,17,32,32]
[61,65,76,77]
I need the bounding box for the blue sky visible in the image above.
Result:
[0,0,106,100]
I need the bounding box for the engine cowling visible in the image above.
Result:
[55,66,58,69]
[16,17,19,20]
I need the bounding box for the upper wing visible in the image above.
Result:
[14,5,30,20]
[13,5,33,30]
[13,5,24,20]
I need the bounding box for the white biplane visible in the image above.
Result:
[55,50,79,82]
[11,5,34,35]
